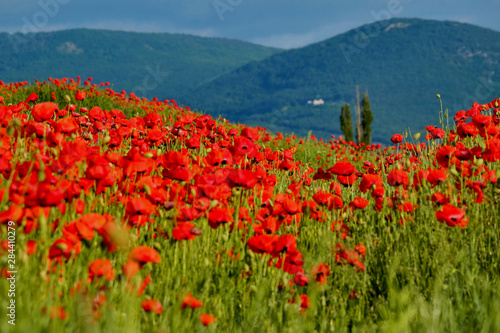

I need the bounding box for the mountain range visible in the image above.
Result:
[0,29,280,99]
[180,18,500,144]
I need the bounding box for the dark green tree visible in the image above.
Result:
[361,93,374,145]
[340,104,354,143]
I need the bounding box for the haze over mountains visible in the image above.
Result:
[1,18,500,144]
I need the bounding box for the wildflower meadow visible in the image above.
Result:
[0,77,499,332]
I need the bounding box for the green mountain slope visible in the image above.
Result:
[0,29,281,100]
[180,18,500,144]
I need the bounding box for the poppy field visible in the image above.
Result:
[0,77,500,332]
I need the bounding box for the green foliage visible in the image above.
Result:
[361,93,374,145]
[340,103,354,142]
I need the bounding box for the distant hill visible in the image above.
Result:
[0,29,281,100]
[180,18,500,144]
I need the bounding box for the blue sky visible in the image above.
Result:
[1,0,500,48]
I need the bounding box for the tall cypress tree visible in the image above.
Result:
[361,93,373,145]
[340,104,354,143]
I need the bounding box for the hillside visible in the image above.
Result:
[180,18,500,144]
[0,29,281,100]
[2,77,500,332]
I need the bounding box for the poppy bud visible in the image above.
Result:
[436,94,441,99]
[56,242,69,251]
[64,94,71,103]
[143,184,151,196]
[450,167,459,177]
[153,242,162,251]
[6,125,14,137]
[144,152,154,158]
[413,132,421,140]
[209,200,219,209]
[282,275,289,287]
[103,136,111,144]
[38,170,46,182]
[474,158,484,166]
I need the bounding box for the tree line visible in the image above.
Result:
[340,86,373,145]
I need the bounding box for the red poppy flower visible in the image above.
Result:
[25,92,38,103]
[425,168,448,186]
[48,237,81,261]
[88,258,115,282]
[436,145,456,168]
[229,136,256,157]
[181,293,204,309]
[45,306,68,320]
[293,271,309,286]
[359,173,383,193]
[75,91,87,101]
[147,126,165,142]
[329,161,356,176]
[122,260,140,279]
[199,314,216,326]
[208,207,234,229]
[62,220,94,242]
[126,197,156,216]
[349,197,369,210]
[204,148,233,166]
[387,169,409,187]
[129,246,161,265]
[435,204,468,228]
[32,102,57,122]
[247,234,280,254]
[330,220,349,240]
[311,263,330,285]
[354,243,366,256]
[26,240,38,255]
[337,173,358,186]
[391,134,403,144]
[144,112,163,128]
[172,222,200,241]
[300,294,310,312]
[142,299,163,314]
[273,234,298,254]
[229,169,259,188]
[483,138,500,162]
[56,116,79,134]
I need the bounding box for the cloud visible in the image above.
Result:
[0,0,499,48]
